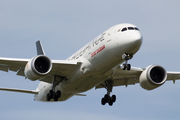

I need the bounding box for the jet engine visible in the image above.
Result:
[24,55,52,80]
[139,65,167,90]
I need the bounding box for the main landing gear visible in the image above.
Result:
[46,90,61,101]
[46,76,64,101]
[101,80,116,106]
[122,53,133,71]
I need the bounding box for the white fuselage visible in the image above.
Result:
[35,23,143,101]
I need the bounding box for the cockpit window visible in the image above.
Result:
[121,27,140,32]
[134,27,139,31]
[128,27,134,30]
[121,28,127,32]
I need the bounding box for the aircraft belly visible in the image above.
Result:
[68,75,107,93]
[36,76,105,102]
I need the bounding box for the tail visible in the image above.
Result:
[36,41,45,55]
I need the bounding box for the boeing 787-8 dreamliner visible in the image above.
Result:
[0,23,179,106]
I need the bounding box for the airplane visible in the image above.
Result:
[0,23,180,106]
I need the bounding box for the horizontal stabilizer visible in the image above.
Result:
[75,93,86,96]
[0,88,38,94]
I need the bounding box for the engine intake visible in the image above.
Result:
[24,55,52,80]
[139,65,167,90]
[34,56,51,74]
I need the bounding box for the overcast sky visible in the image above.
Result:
[0,0,180,120]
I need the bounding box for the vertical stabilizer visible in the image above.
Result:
[36,41,45,55]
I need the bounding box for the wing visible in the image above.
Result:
[39,60,82,83]
[96,66,143,88]
[0,41,82,94]
[0,57,82,83]
[0,57,29,76]
[0,41,82,83]
[166,71,180,83]
[96,66,180,89]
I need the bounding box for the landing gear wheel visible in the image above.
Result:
[101,95,117,106]
[123,64,131,70]
[104,94,110,102]
[53,90,61,101]
[46,90,62,101]
[108,100,113,106]
[101,80,117,106]
[56,90,61,98]
[101,98,106,105]
[123,64,127,70]
[127,64,131,71]
[46,93,51,101]
[112,95,116,102]
[46,75,65,102]
[54,96,58,101]
[122,53,133,71]
[49,90,54,99]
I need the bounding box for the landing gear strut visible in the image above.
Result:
[101,80,116,106]
[122,53,133,71]
[46,76,63,101]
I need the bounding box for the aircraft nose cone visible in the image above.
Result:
[129,31,143,46]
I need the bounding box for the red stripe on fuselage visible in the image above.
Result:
[91,45,105,57]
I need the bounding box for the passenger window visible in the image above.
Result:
[121,28,127,32]
[128,27,134,30]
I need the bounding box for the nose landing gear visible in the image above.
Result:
[122,61,131,71]
[122,53,133,71]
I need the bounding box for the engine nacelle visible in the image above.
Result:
[139,65,167,90]
[24,55,52,80]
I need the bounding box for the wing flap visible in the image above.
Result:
[50,60,82,77]
[9,66,19,72]
[0,57,28,77]
[39,60,82,83]
[0,64,8,72]
[96,66,143,89]
[16,68,25,76]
